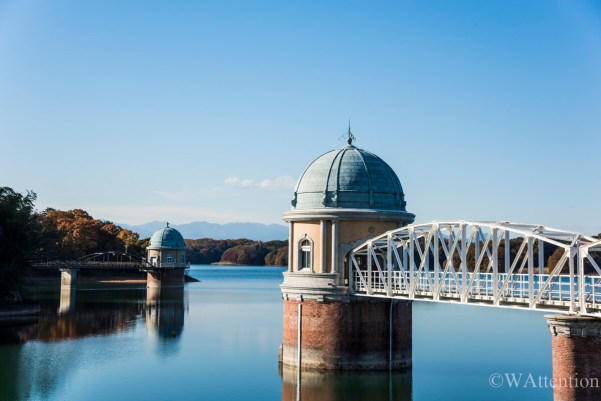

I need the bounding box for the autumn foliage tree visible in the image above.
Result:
[218,240,287,266]
[0,187,38,302]
[33,209,142,259]
[221,244,264,265]
[547,247,566,273]
[185,238,287,266]
[185,238,254,264]
[264,246,288,266]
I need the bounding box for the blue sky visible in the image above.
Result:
[1,1,600,234]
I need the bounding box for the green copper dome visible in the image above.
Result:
[291,140,408,211]
[148,223,186,249]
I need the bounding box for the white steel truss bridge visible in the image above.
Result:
[349,221,601,316]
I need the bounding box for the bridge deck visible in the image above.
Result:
[352,271,601,314]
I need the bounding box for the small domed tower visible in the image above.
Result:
[146,223,188,288]
[281,128,415,370]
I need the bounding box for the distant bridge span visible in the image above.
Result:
[349,221,601,316]
[31,251,189,288]
[31,251,157,271]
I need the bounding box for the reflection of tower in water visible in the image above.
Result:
[145,287,186,341]
[280,364,412,401]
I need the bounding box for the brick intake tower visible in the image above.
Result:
[281,131,415,370]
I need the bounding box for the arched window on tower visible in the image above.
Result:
[298,237,313,272]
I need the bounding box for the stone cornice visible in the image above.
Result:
[280,272,350,302]
[545,314,601,337]
[283,208,415,223]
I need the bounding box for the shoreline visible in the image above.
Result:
[25,274,199,285]
[0,303,41,317]
[210,262,286,267]
[25,275,146,285]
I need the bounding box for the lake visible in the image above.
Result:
[0,265,553,400]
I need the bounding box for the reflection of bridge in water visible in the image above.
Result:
[56,286,186,343]
[1,285,186,345]
[4,285,186,344]
[0,285,187,399]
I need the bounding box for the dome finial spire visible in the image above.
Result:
[166,222,169,228]
[346,120,355,146]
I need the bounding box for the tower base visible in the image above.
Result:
[281,296,411,370]
[147,269,185,288]
[545,314,601,401]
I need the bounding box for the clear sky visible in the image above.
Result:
[1,1,600,234]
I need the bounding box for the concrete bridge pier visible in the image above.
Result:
[58,269,78,315]
[59,268,78,288]
[545,314,601,401]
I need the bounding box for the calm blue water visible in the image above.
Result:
[0,265,553,400]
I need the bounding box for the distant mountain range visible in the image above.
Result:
[118,221,288,241]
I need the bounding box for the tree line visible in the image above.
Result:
[0,187,148,303]
[186,238,287,266]
[0,187,288,303]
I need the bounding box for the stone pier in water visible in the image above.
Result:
[546,314,601,401]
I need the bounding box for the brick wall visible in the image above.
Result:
[547,315,601,401]
[282,298,412,370]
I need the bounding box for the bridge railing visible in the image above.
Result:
[148,262,191,269]
[349,221,601,316]
[31,257,190,270]
[31,260,154,269]
[352,270,601,312]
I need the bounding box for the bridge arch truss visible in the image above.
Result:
[349,221,601,316]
